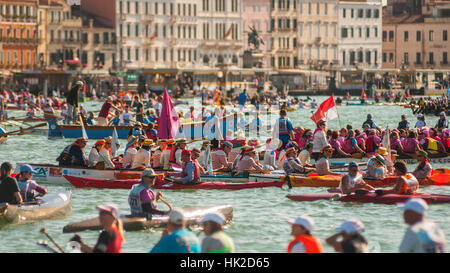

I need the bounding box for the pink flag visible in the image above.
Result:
[157,89,181,139]
[310,95,338,124]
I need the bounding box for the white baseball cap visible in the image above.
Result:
[201,213,225,225]
[397,198,428,215]
[336,219,365,234]
[96,203,120,219]
[287,215,314,232]
[169,209,185,225]
[417,114,423,118]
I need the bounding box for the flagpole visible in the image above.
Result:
[332,94,343,129]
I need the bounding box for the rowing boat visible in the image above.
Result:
[15,163,281,185]
[286,192,450,204]
[283,172,450,187]
[0,190,72,225]
[64,175,284,190]
[62,205,233,232]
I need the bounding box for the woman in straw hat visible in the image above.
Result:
[131,139,154,169]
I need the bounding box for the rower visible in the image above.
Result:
[362,114,377,129]
[122,137,139,168]
[0,162,22,205]
[435,112,448,130]
[235,146,264,175]
[70,203,125,253]
[263,138,278,171]
[376,161,419,195]
[228,139,246,163]
[283,147,315,175]
[95,137,115,169]
[144,122,157,142]
[312,118,329,161]
[160,139,175,170]
[275,109,295,150]
[364,154,387,180]
[211,141,233,171]
[287,215,323,253]
[299,142,315,168]
[173,150,201,185]
[315,145,343,176]
[412,150,433,179]
[128,122,145,139]
[191,148,207,174]
[97,96,121,126]
[170,138,187,165]
[16,164,47,202]
[88,140,105,168]
[118,104,134,126]
[128,169,171,220]
[339,162,375,195]
[57,137,88,167]
[197,140,211,170]
[131,139,154,169]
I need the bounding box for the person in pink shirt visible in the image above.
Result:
[211,141,233,171]
[297,130,313,150]
[293,127,305,147]
[235,147,264,174]
[98,97,121,126]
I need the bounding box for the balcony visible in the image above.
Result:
[1,14,37,23]
[142,15,154,24]
[0,37,40,46]
[440,61,449,66]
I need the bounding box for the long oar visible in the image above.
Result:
[40,228,65,253]
[4,122,47,136]
[36,240,60,253]
[159,197,173,210]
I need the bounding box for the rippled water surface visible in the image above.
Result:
[0,96,449,253]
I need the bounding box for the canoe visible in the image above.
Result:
[64,175,284,190]
[282,173,450,187]
[286,192,450,204]
[0,190,72,225]
[62,205,233,233]
[325,153,450,165]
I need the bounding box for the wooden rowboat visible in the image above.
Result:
[62,205,233,233]
[0,190,72,225]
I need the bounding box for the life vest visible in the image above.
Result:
[56,144,75,165]
[342,138,356,154]
[103,226,123,253]
[128,183,158,219]
[17,179,38,202]
[398,173,419,194]
[279,118,289,135]
[181,161,200,181]
[366,136,379,153]
[287,235,324,253]
[425,137,439,154]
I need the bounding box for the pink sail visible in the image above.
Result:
[157,89,181,140]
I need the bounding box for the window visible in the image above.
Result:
[443,52,448,64]
[444,30,448,41]
[366,51,371,64]
[428,52,434,64]
[342,8,346,18]
[416,31,421,41]
[389,53,394,63]
[135,1,139,14]
[366,27,370,38]
[389,31,394,42]
[341,27,348,38]
[404,52,409,64]
[404,31,408,41]
[374,9,379,18]
[135,48,139,61]
[94,33,100,44]
[416,52,421,64]
[358,9,363,18]
[429,30,434,41]
[366,9,371,18]
[382,31,387,42]
[135,24,139,37]
[383,52,387,62]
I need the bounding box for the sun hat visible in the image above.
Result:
[397,198,428,215]
[169,209,185,225]
[223,141,233,148]
[201,213,226,225]
[336,219,365,234]
[320,145,334,153]
[376,147,388,155]
[141,168,157,178]
[19,164,37,174]
[287,215,315,232]
[96,203,120,219]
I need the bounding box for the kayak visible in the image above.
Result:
[153,179,284,190]
[286,192,450,204]
[62,205,233,232]
[0,190,72,225]
[64,175,284,190]
[283,174,450,187]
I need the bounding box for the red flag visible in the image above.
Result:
[156,89,181,140]
[223,25,233,39]
[361,89,367,99]
[310,95,338,124]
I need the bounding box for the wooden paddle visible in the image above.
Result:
[40,228,65,253]
[3,122,47,136]
[159,197,173,210]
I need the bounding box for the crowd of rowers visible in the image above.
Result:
[410,96,449,116]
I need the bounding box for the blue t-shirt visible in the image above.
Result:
[150,228,201,253]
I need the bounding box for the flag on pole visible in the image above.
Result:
[203,145,214,175]
[157,88,181,140]
[381,126,393,170]
[361,89,367,99]
[111,126,120,157]
[310,95,339,124]
[223,24,233,39]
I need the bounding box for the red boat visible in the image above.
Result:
[64,175,284,190]
[286,192,450,204]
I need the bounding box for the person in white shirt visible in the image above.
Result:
[119,105,135,126]
[312,119,329,162]
[398,198,446,253]
[122,137,138,168]
[88,140,106,168]
[97,137,115,168]
[414,114,426,130]
[298,142,315,168]
[131,139,154,169]
[160,140,175,170]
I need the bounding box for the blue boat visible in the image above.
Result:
[47,114,240,140]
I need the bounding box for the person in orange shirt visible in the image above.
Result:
[287,215,323,253]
